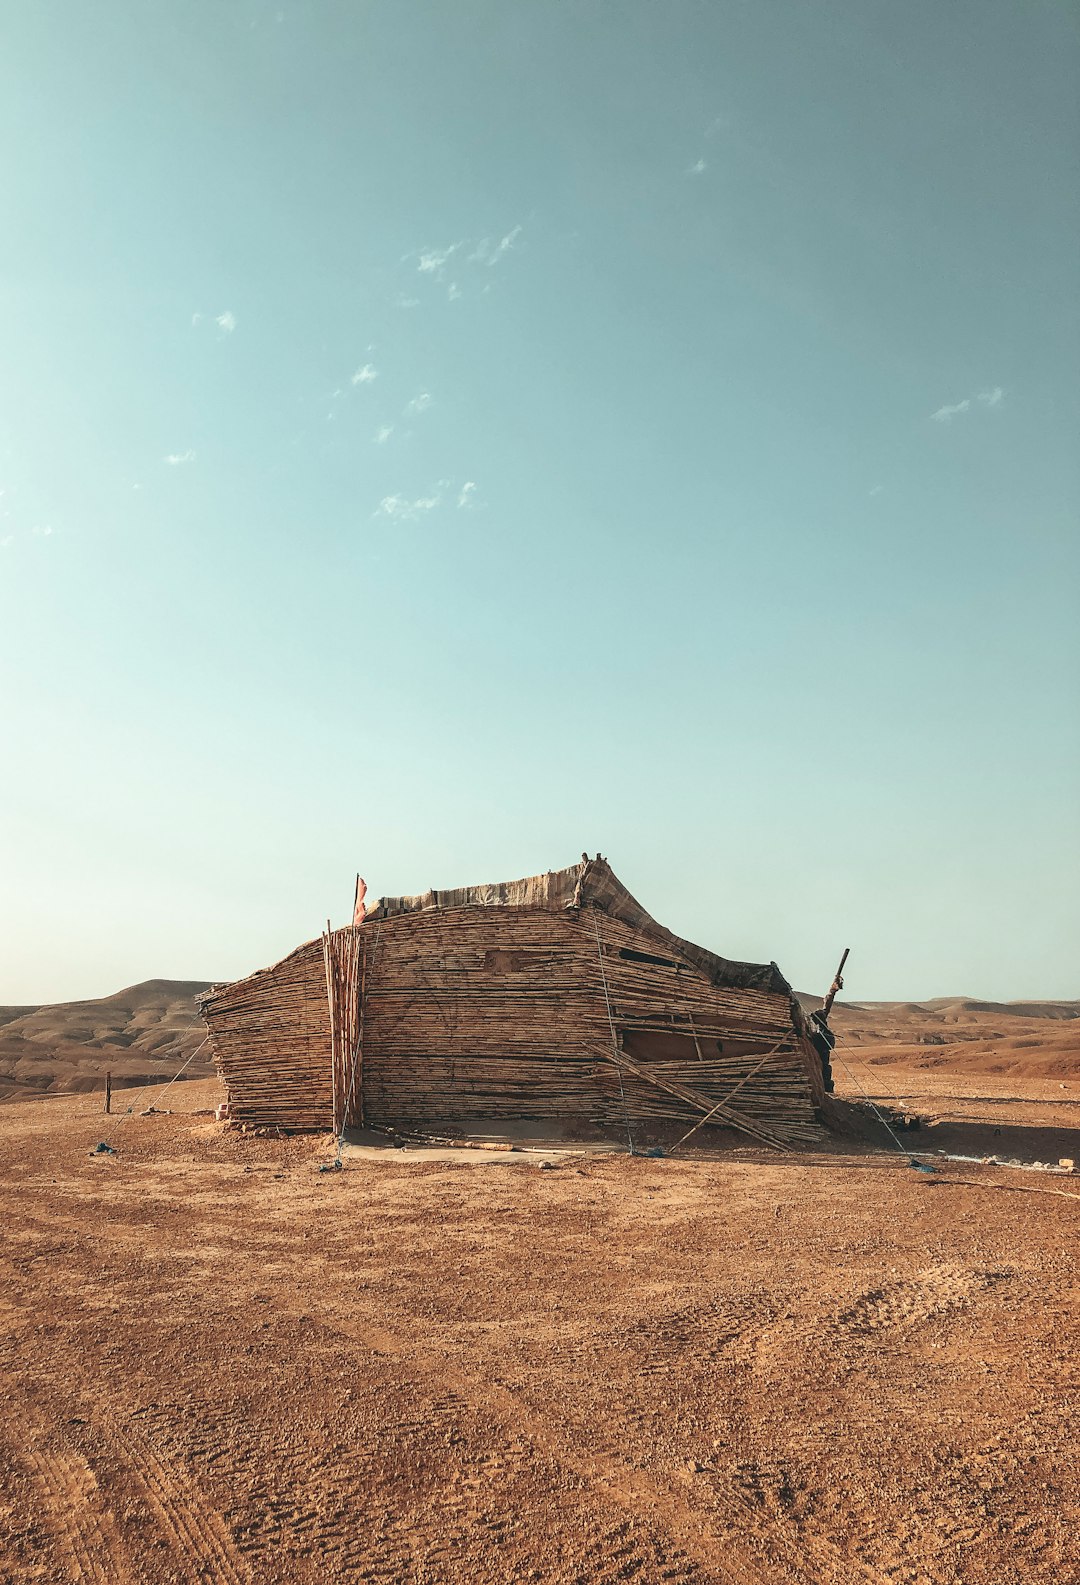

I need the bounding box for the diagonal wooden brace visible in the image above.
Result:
[589,1043,792,1152]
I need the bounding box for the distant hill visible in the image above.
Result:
[3,979,1077,1106]
[0,980,214,1104]
[796,993,1080,1080]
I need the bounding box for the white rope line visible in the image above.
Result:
[99,1009,206,1145]
[827,1028,928,1165]
[147,1037,208,1111]
[592,914,635,1157]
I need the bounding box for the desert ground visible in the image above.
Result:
[2,986,1078,1585]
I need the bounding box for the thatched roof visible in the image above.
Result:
[366,856,790,997]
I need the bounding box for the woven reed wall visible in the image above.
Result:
[200,939,332,1130]
[361,904,821,1143]
[201,904,822,1144]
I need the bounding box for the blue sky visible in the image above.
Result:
[2,0,1077,1004]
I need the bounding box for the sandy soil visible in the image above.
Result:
[2,1075,1077,1585]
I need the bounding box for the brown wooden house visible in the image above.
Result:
[199,856,826,1150]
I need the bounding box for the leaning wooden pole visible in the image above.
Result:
[820,948,850,1022]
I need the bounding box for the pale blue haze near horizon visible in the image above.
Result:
[1,0,1077,1005]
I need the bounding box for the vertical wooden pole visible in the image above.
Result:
[104,1072,112,1115]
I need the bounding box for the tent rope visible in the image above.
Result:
[93,1010,209,1154]
[146,1037,208,1110]
[828,1028,935,1171]
[592,914,635,1156]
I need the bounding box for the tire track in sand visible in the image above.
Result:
[17,1434,126,1585]
[831,1263,1013,1340]
[2,1374,248,1585]
[276,1299,802,1585]
[107,1412,251,1585]
[0,1282,128,1585]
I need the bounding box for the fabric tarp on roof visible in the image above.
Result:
[365,857,790,996]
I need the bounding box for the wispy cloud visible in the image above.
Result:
[932,386,1005,423]
[164,450,196,466]
[416,242,462,278]
[351,363,378,386]
[498,225,523,260]
[0,534,13,549]
[373,425,394,446]
[404,392,432,417]
[31,524,53,537]
[868,484,884,497]
[410,226,524,298]
[471,226,523,267]
[931,398,971,424]
[457,481,477,509]
[374,489,443,522]
[688,158,707,176]
[192,309,236,333]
